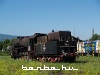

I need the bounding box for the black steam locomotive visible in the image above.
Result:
[11,30,78,62]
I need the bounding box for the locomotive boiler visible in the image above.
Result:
[11,30,78,62]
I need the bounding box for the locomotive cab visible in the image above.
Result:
[59,40,77,62]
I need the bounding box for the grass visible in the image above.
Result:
[0,50,10,56]
[0,56,100,75]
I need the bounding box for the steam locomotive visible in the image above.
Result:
[11,30,79,62]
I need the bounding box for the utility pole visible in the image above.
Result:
[92,28,94,57]
[74,29,75,37]
[92,28,94,38]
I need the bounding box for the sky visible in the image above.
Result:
[0,0,100,40]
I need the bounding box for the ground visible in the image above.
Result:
[0,56,100,75]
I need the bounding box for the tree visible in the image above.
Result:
[2,39,13,50]
[89,34,100,41]
[3,39,10,44]
[0,41,4,50]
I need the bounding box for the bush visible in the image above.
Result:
[0,50,10,56]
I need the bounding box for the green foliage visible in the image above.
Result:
[0,41,4,50]
[0,56,100,75]
[2,39,12,50]
[3,39,10,44]
[0,39,13,51]
[0,51,10,56]
[89,34,100,41]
